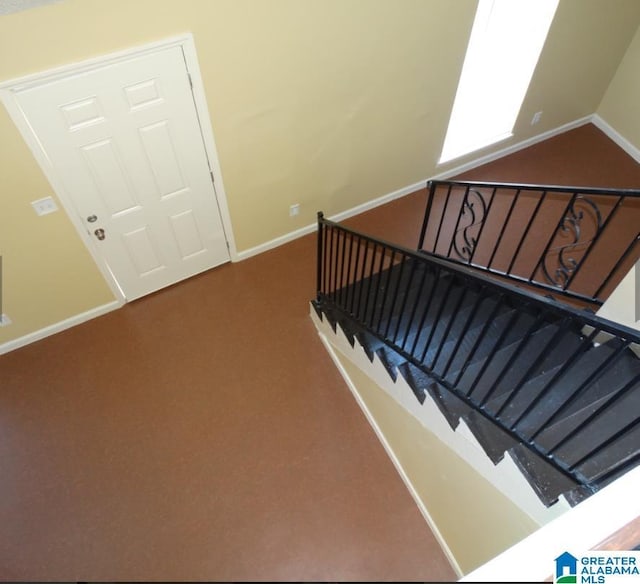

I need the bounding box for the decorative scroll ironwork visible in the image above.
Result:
[542,195,603,288]
[452,189,488,262]
[419,180,640,304]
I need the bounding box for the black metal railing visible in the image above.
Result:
[417,180,640,305]
[316,212,640,495]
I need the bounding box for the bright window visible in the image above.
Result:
[440,0,559,163]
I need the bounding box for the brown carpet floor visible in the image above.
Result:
[0,122,638,581]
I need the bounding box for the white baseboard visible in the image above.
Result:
[328,179,429,222]
[591,113,640,164]
[234,222,317,262]
[235,179,427,261]
[0,300,122,355]
[235,115,595,262]
[432,115,593,180]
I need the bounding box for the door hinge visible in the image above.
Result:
[210,170,215,184]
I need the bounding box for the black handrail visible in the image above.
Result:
[417,180,640,306]
[316,212,640,497]
[318,214,640,339]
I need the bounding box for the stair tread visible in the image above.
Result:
[423,380,475,430]
[455,321,572,404]
[395,295,476,355]
[336,318,358,347]
[572,423,640,485]
[562,484,594,507]
[487,335,581,418]
[375,345,407,381]
[355,329,385,362]
[537,370,640,467]
[508,443,581,507]
[318,302,340,333]
[389,277,472,358]
[396,361,429,404]
[368,259,428,327]
[311,299,324,322]
[462,409,521,465]
[349,259,438,328]
[399,293,527,366]
[503,339,640,436]
[431,306,531,381]
[418,296,506,371]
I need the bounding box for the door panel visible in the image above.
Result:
[14,45,229,300]
[170,210,206,258]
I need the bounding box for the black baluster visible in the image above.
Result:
[400,263,431,352]
[563,195,624,291]
[529,339,633,441]
[375,249,396,334]
[593,234,639,301]
[356,241,372,321]
[548,372,640,456]
[487,188,521,271]
[478,313,545,407]
[418,180,438,251]
[494,317,571,419]
[349,235,364,317]
[384,253,407,340]
[529,191,579,284]
[369,245,386,327]
[392,258,419,345]
[447,186,471,259]
[316,212,324,299]
[408,265,442,357]
[506,190,545,276]
[451,293,506,386]
[433,184,454,255]
[467,187,497,266]
[429,284,470,370]
[441,289,488,378]
[419,273,457,363]
[509,327,600,432]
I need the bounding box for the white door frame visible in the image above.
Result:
[0,33,238,304]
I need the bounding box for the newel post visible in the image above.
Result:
[317,212,324,301]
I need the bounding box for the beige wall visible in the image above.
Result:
[0,105,116,343]
[1,0,639,345]
[598,22,640,150]
[515,0,640,140]
[597,260,640,331]
[335,352,539,575]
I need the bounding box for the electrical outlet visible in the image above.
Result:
[289,203,300,217]
[31,196,58,216]
[531,111,543,125]
[0,314,12,327]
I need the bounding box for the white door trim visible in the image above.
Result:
[0,33,238,304]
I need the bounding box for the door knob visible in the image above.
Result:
[94,228,106,241]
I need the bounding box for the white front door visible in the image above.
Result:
[12,44,230,300]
